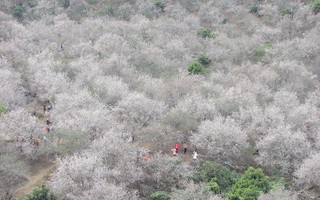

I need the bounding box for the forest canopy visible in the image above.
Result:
[0,0,320,199]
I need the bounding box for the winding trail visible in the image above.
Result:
[12,162,56,199]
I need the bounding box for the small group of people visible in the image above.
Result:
[171,142,198,160]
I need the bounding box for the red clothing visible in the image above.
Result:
[174,144,180,153]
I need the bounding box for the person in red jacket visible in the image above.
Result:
[174,143,180,153]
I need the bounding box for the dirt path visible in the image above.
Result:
[12,162,56,199]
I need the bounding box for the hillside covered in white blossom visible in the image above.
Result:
[1,0,320,199]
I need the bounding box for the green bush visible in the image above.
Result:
[310,0,320,14]
[280,7,292,16]
[227,167,271,200]
[150,191,170,200]
[155,0,165,12]
[197,55,211,66]
[197,28,217,39]
[19,185,57,200]
[12,4,24,18]
[0,104,6,115]
[227,186,260,200]
[188,61,207,75]
[208,178,221,194]
[249,4,259,15]
[190,162,238,193]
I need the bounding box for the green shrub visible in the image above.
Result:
[188,61,207,74]
[227,167,271,200]
[0,104,6,115]
[249,4,259,15]
[280,7,292,16]
[208,178,221,194]
[310,0,320,14]
[150,191,170,200]
[190,162,238,193]
[197,28,217,39]
[197,55,211,66]
[12,4,24,18]
[227,186,260,200]
[19,185,57,200]
[155,0,165,12]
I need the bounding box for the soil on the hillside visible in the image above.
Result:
[12,159,56,200]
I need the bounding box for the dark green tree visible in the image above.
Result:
[227,167,271,200]
[19,185,57,200]
[208,178,221,194]
[190,162,238,193]
[155,0,165,12]
[249,4,259,15]
[197,28,217,39]
[188,61,206,75]
[12,4,24,18]
[197,55,211,66]
[310,0,320,14]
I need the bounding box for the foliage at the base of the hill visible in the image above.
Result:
[19,185,57,200]
[227,167,271,200]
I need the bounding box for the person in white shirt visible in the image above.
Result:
[193,151,198,160]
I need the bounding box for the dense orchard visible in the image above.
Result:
[0,0,320,199]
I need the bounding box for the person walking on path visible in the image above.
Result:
[183,142,188,154]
